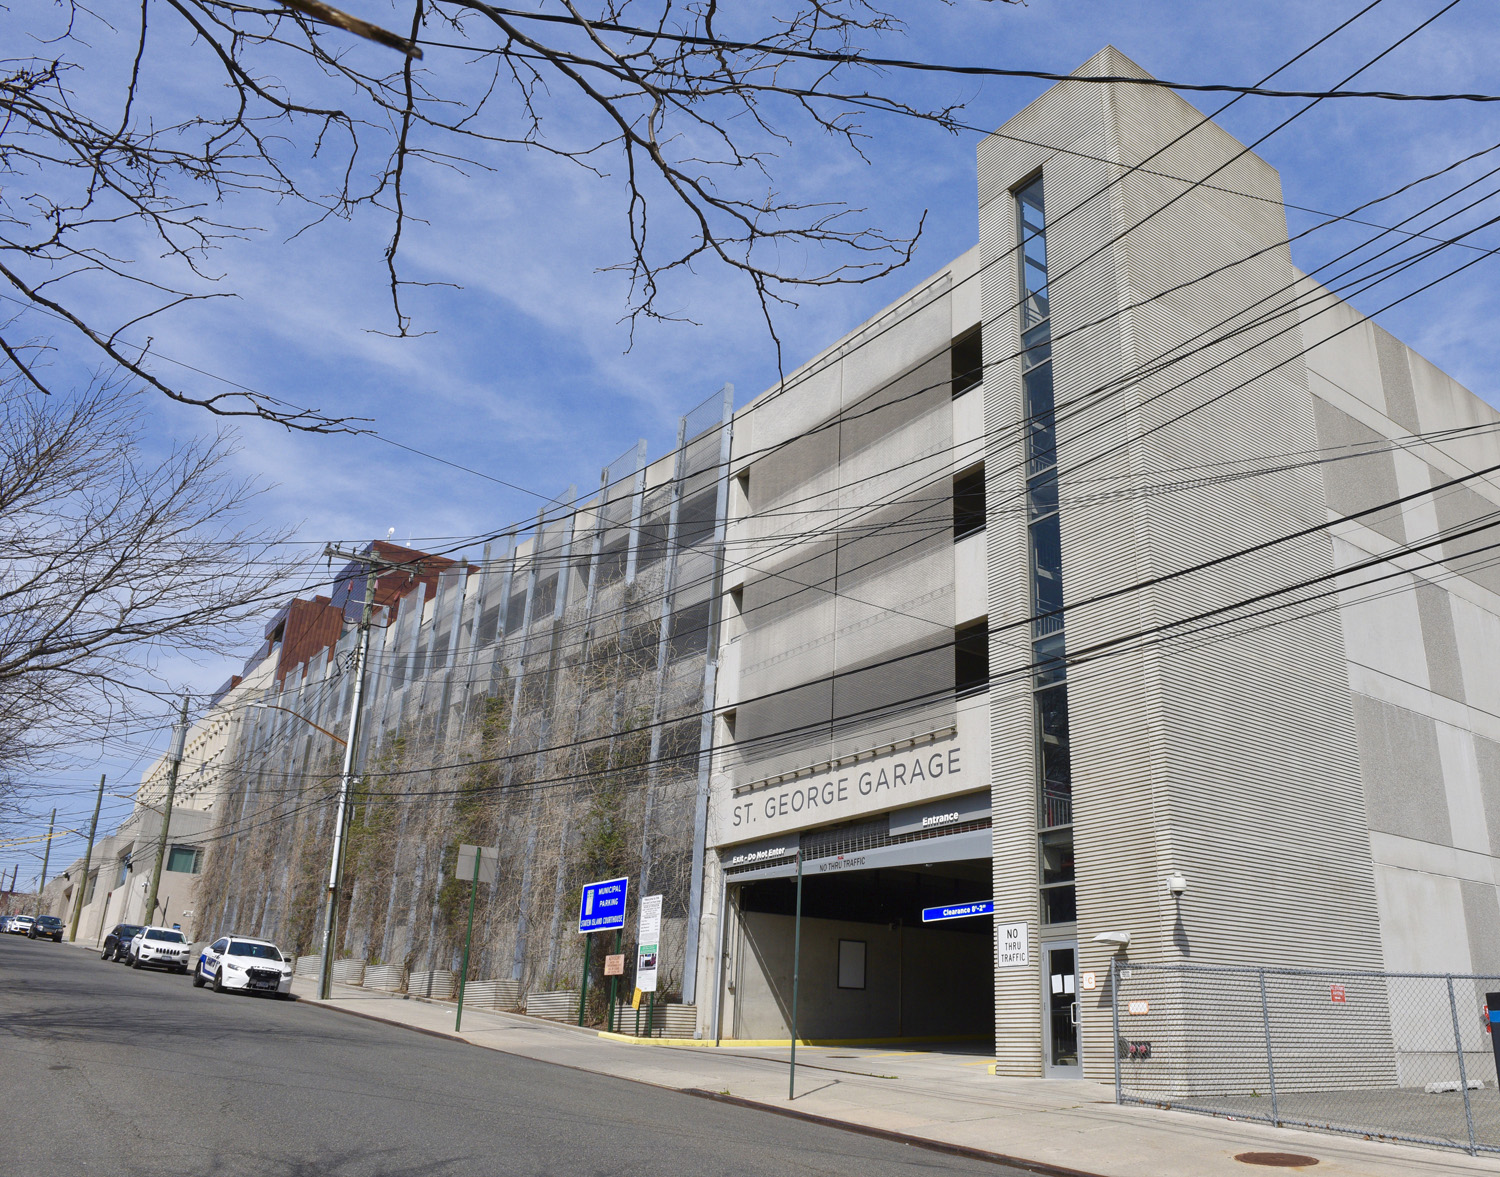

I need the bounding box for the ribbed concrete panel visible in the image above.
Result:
[978,50,1129,1079]
[1081,54,1383,1084]
[981,46,1384,1079]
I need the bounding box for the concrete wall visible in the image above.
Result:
[1301,275,1500,979]
[728,909,992,1040]
[978,47,1385,1078]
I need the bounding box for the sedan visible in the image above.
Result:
[194,936,294,997]
[28,915,64,942]
[126,926,192,972]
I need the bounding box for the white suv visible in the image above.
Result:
[127,926,192,972]
[194,935,294,997]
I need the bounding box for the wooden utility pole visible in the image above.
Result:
[35,809,57,917]
[69,774,106,941]
[144,695,190,925]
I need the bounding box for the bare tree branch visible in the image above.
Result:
[1,1,1020,422]
[0,372,304,780]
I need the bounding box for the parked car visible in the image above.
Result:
[28,915,64,942]
[101,923,146,962]
[194,936,294,997]
[126,926,192,972]
[7,915,34,936]
[0,915,11,932]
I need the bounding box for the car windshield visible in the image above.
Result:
[37,917,61,926]
[228,941,283,961]
[145,929,185,942]
[118,925,143,937]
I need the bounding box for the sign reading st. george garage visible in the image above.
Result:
[718,729,968,843]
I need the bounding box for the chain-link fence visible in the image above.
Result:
[1112,962,1500,1155]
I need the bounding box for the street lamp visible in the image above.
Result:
[247,701,347,746]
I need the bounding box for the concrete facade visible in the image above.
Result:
[702,47,1500,1080]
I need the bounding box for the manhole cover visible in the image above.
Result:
[1234,1153,1319,1169]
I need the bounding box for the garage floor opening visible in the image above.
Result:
[724,858,994,1042]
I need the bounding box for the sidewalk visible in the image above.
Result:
[289,974,1500,1177]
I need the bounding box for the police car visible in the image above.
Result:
[193,935,294,997]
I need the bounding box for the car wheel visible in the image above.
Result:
[131,954,142,969]
[101,946,112,960]
[212,968,223,993]
[192,966,205,988]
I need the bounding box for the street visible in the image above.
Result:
[0,936,1009,1177]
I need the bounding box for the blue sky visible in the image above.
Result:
[5,0,1497,889]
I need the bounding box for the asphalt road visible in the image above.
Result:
[0,935,1013,1177]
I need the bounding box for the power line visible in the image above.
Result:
[424,5,1500,102]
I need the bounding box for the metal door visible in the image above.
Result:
[1043,941,1080,1077]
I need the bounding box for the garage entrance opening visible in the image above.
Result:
[724,858,994,1042]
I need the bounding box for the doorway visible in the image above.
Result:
[1043,941,1080,1077]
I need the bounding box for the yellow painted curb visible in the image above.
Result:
[987,1063,997,1075]
[595,1031,981,1049]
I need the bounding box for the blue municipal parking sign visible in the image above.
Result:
[922,900,994,923]
[579,876,630,933]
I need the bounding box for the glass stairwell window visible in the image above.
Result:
[1017,175,1074,925]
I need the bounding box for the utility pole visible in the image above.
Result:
[35,809,56,917]
[144,695,190,926]
[69,774,106,941]
[319,544,404,1000]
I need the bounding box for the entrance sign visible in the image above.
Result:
[636,893,663,992]
[1330,984,1347,1003]
[996,921,1029,968]
[922,899,993,923]
[579,876,629,933]
[889,791,990,837]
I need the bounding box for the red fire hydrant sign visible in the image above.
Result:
[1330,984,1347,1003]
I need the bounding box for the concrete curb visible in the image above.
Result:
[684,1087,1110,1177]
[300,996,1106,1177]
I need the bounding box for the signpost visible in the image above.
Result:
[921,900,994,923]
[635,894,662,1037]
[578,876,629,1027]
[454,843,498,1032]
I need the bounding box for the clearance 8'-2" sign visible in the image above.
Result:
[720,732,965,842]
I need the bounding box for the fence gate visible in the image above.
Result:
[1112,962,1500,1156]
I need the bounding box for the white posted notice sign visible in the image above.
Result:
[636,893,663,993]
[996,922,1029,968]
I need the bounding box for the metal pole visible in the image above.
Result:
[788,847,804,1100]
[34,808,56,917]
[319,547,383,1001]
[1111,958,1122,1102]
[144,695,190,923]
[1448,975,1478,1156]
[608,928,620,1034]
[455,848,483,1033]
[712,870,729,1045]
[647,991,654,1037]
[578,932,592,1026]
[69,775,106,941]
[1258,969,1279,1126]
